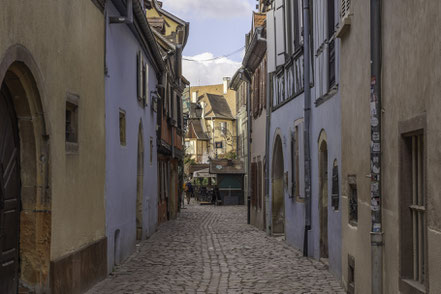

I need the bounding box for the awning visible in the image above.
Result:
[193,168,216,178]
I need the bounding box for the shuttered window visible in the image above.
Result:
[331,161,339,210]
[409,135,425,284]
[251,162,257,207]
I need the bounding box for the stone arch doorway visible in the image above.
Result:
[136,122,144,240]
[318,130,329,259]
[272,134,285,235]
[0,52,50,293]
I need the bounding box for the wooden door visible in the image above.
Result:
[0,85,20,293]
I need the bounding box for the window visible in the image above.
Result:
[119,110,126,146]
[331,160,339,210]
[66,102,78,143]
[348,175,357,225]
[220,122,227,136]
[66,93,79,153]
[400,132,426,289]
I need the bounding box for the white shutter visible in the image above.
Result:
[267,10,276,73]
[275,0,285,67]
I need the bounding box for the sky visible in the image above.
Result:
[162,0,256,86]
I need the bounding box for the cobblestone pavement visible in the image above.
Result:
[88,200,345,294]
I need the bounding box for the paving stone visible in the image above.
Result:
[87,200,345,293]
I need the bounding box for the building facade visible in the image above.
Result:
[0,0,107,293]
[104,0,163,274]
[230,70,249,213]
[146,0,189,224]
[186,82,237,162]
[265,0,342,279]
[339,0,441,293]
[241,11,268,231]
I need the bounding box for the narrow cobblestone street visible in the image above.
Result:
[88,201,345,294]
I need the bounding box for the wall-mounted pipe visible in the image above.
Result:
[109,0,133,24]
[370,0,383,293]
[302,0,312,257]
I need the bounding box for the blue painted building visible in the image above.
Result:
[104,0,164,273]
[266,0,342,279]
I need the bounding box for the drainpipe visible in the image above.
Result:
[264,71,271,235]
[370,0,383,293]
[302,0,312,257]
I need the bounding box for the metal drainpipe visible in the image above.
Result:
[264,70,271,235]
[370,0,383,293]
[246,74,252,225]
[302,0,312,257]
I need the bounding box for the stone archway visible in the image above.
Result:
[272,135,285,235]
[136,122,144,240]
[0,47,50,293]
[318,130,329,259]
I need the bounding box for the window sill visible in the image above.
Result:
[66,142,79,155]
[315,84,339,107]
[400,279,426,294]
[348,221,358,229]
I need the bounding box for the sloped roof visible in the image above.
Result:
[206,94,234,119]
[190,120,210,140]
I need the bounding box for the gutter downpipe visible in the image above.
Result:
[370,0,383,293]
[302,0,312,257]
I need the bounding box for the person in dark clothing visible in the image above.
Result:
[186,182,193,204]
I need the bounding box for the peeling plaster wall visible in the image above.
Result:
[105,2,159,274]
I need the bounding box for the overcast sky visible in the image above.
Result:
[162,0,256,86]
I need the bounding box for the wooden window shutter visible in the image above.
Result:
[263,57,267,109]
[251,162,257,207]
[259,64,264,115]
[331,163,339,210]
[137,51,143,101]
[275,0,286,66]
[267,9,276,73]
[258,161,262,209]
[143,63,149,107]
[291,133,296,197]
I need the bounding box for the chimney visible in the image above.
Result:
[223,77,231,94]
[192,91,198,103]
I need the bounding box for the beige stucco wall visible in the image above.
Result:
[339,0,374,292]
[0,0,106,261]
[341,0,441,293]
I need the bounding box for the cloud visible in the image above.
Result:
[162,0,252,19]
[183,53,241,86]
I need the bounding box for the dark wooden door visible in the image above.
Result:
[0,85,20,293]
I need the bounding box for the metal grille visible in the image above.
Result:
[410,135,425,284]
[341,0,351,18]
